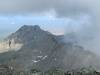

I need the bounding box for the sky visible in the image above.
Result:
[0,15,67,38]
[0,0,93,38]
[0,14,90,38]
[0,18,90,38]
[0,0,100,54]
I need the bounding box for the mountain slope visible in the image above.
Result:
[0,25,100,71]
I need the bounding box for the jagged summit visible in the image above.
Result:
[7,25,51,44]
[6,25,57,43]
[17,25,41,32]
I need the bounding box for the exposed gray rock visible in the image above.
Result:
[0,25,100,72]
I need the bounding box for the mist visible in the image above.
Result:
[61,0,100,55]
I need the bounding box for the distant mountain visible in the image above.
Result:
[0,25,100,72]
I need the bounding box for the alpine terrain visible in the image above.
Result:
[0,25,100,73]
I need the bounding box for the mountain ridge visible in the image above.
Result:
[0,25,100,71]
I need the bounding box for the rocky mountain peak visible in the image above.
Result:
[17,25,41,32]
[7,25,49,44]
[1,25,100,72]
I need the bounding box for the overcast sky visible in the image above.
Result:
[0,0,94,38]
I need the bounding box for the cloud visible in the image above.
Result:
[0,0,94,16]
[0,0,98,24]
[0,0,98,26]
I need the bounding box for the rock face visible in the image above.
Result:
[0,25,100,71]
[7,25,50,44]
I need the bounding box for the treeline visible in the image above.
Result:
[0,64,100,75]
[29,67,100,75]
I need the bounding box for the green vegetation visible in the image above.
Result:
[29,67,100,75]
[44,68,64,75]
[0,64,100,75]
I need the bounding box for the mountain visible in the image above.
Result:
[7,25,54,44]
[0,25,100,72]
